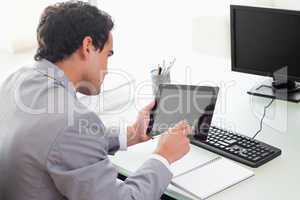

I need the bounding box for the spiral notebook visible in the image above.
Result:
[171,157,254,200]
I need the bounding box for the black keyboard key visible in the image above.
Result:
[225,139,237,145]
[207,140,215,145]
[217,141,230,147]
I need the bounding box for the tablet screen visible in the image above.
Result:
[148,84,218,140]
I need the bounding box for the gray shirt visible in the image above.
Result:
[0,60,172,200]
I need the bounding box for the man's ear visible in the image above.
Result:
[80,36,94,59]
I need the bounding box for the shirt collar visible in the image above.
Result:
[34,59,77,98]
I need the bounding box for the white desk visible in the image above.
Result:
[93,54,300,200]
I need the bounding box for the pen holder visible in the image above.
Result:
[150,69,171,95]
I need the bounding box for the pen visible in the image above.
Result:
[158,65,162,75]
[166,58,176,74]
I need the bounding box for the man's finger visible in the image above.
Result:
[143,100,155,111]
[182,125,192,136]
[168,121,186,135]
[175,120,189,129]
[174,121,192,136]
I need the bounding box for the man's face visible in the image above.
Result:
[82,33,113,95]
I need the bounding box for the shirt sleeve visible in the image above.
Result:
[118,125,127,151]
[149,154,172,173]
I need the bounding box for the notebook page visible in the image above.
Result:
[110,137,218,177]
[171,146,218,177]
[171,158,254,200]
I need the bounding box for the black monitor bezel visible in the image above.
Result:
[231,5,300,82]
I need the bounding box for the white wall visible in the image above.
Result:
[273,0,300,10]
[0,1,50,53]
[191,0,275,58]
[0,0,89,54]
[98,0,275,72]
[191,0,300,58]
[1,0,291,75]
[0,0,276,56]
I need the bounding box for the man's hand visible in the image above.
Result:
[127,101,155,147]
[155,121,191,164]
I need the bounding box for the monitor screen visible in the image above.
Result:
[231,5,300,81]
[149,84,218,140]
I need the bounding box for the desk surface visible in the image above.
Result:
[94,55,300,200]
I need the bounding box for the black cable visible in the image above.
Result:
[252,98,275,139]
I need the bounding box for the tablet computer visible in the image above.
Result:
[147,84,219,141]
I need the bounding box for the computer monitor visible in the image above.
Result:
[230,5,300,102]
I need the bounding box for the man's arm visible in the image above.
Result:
[104,101,155,155]
[104,125,122,155]
[46,125,172,200]
[46,101,190,200]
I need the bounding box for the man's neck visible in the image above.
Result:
[55,58,83,91]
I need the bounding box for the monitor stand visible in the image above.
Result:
[247,79,300,103]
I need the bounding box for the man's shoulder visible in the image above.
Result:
[1,65,59,100]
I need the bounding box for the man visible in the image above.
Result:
[0,1,191,200]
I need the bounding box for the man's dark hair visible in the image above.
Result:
[34,1,114,63]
